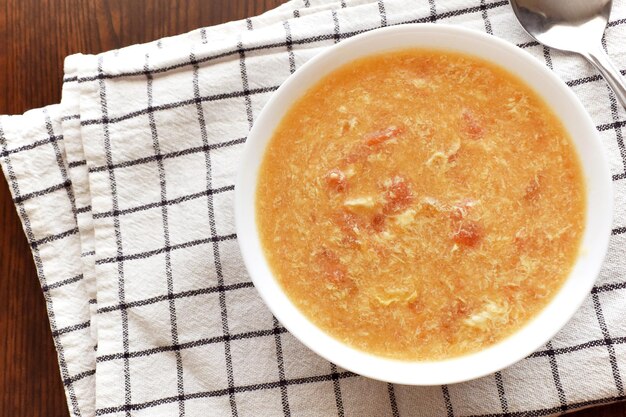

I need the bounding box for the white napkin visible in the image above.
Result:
[1,0,625,416]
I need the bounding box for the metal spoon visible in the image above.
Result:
[509,0,626,109]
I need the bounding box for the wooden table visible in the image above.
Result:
[0,1,624,416]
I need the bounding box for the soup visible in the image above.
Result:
[256,49,585,360]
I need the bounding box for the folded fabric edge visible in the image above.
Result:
[0,106,96,417]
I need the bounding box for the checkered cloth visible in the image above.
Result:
[1,0,625,416]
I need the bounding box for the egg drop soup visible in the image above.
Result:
[256,49,585,360]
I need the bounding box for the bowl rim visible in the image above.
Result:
[234,23,614,385]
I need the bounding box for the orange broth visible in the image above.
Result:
[256,49,585,360]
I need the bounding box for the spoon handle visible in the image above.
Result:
[582,46,626,110]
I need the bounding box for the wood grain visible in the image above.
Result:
[0,1,623,416]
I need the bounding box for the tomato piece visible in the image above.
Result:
[371,213,386,232]
[325,169,348,192]
[451,220,483,247]
[364,125,404,146]
[383,176,414,214]
[408,299,423,314]
[524,175,542,201]
[344,144,371,164]
[461,109,484,139]
[342,125,404,164]
[317,248,355,291]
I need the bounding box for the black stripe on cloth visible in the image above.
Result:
[283,21,297,73]
[63,369,96,387]
[30,227,79,249]
[52,320,91,337]
[541,42,555,73]
[0,121,82,416]
[43,109,78,223]
[608,18,626,27]
[518,41,540,48]
[93,185,233,219]
[61,114,80,121]
[442,385,455,417]
[331,10,341,43]
[95,233,237,264]
[479,0,493,35]
[613,227,626,235]
[428,0,437,22]
[145,52,186,417]
[592,291,625,396]
[567,74,604,87]
[238,41,254,131]
[0,134,63,158]
[600,121,626,183]
[378,0,387,27]
[12,179,71,204]
[330,363,345,417]
[68,159,87,168]
[593,281,626,293]
[191,48,239,417]
[80,85,278,127]
[97,282,254,314]
[245,18,253,31]
[94,371,357,416]
[467,395,626,417]
[528,336,626,358]
[96,54,133,416]
[81,250,96,257]
[97,326,288,362]
[494,372,509,414]
[89,137,245,173]
[387,383,400,417]
[567,70,626,88]
[42,274,84,292]
[272,317,291,417]
[545,341,568,412]
[542,46,553,70]
[76,205,92,214]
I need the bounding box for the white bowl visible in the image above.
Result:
[235,24,613,385]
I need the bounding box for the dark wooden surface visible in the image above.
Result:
[0,1,624,416]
